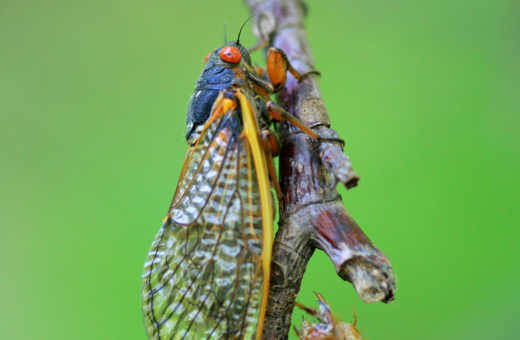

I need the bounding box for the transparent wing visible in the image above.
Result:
[142,95,267,340]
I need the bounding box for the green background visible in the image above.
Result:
[2,1,519,339]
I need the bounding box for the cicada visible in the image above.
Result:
[141,26,319,340]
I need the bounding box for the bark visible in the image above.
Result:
[244,1,396,339]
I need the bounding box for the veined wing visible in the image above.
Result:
[142,91,273,340]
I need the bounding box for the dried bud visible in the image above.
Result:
[294,293,366,340]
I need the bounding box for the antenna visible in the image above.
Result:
[223,21,227,44]
[236,16,252,46]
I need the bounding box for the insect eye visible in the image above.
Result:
[219,46,241,64]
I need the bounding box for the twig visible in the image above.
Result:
[244,0,396,339]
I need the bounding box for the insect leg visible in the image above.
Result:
[247,69,274,96]
[248,39,269,53]
[260,129,282,199]
[266,101,321,139]
[261,129,284,220]
[267,47,320,92]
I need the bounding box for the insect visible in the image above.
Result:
[141,22,319,340]
[294,293,366,340]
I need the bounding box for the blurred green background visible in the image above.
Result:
[2,0,519,339]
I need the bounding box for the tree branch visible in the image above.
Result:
[244,1,396,339]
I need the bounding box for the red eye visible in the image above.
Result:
[219,46,241,64]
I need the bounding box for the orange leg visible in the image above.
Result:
[267,47,320,92]
[266,101,320,139]
[248,40,269,53]
[261,129,285,221]
[261,129,283,201]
